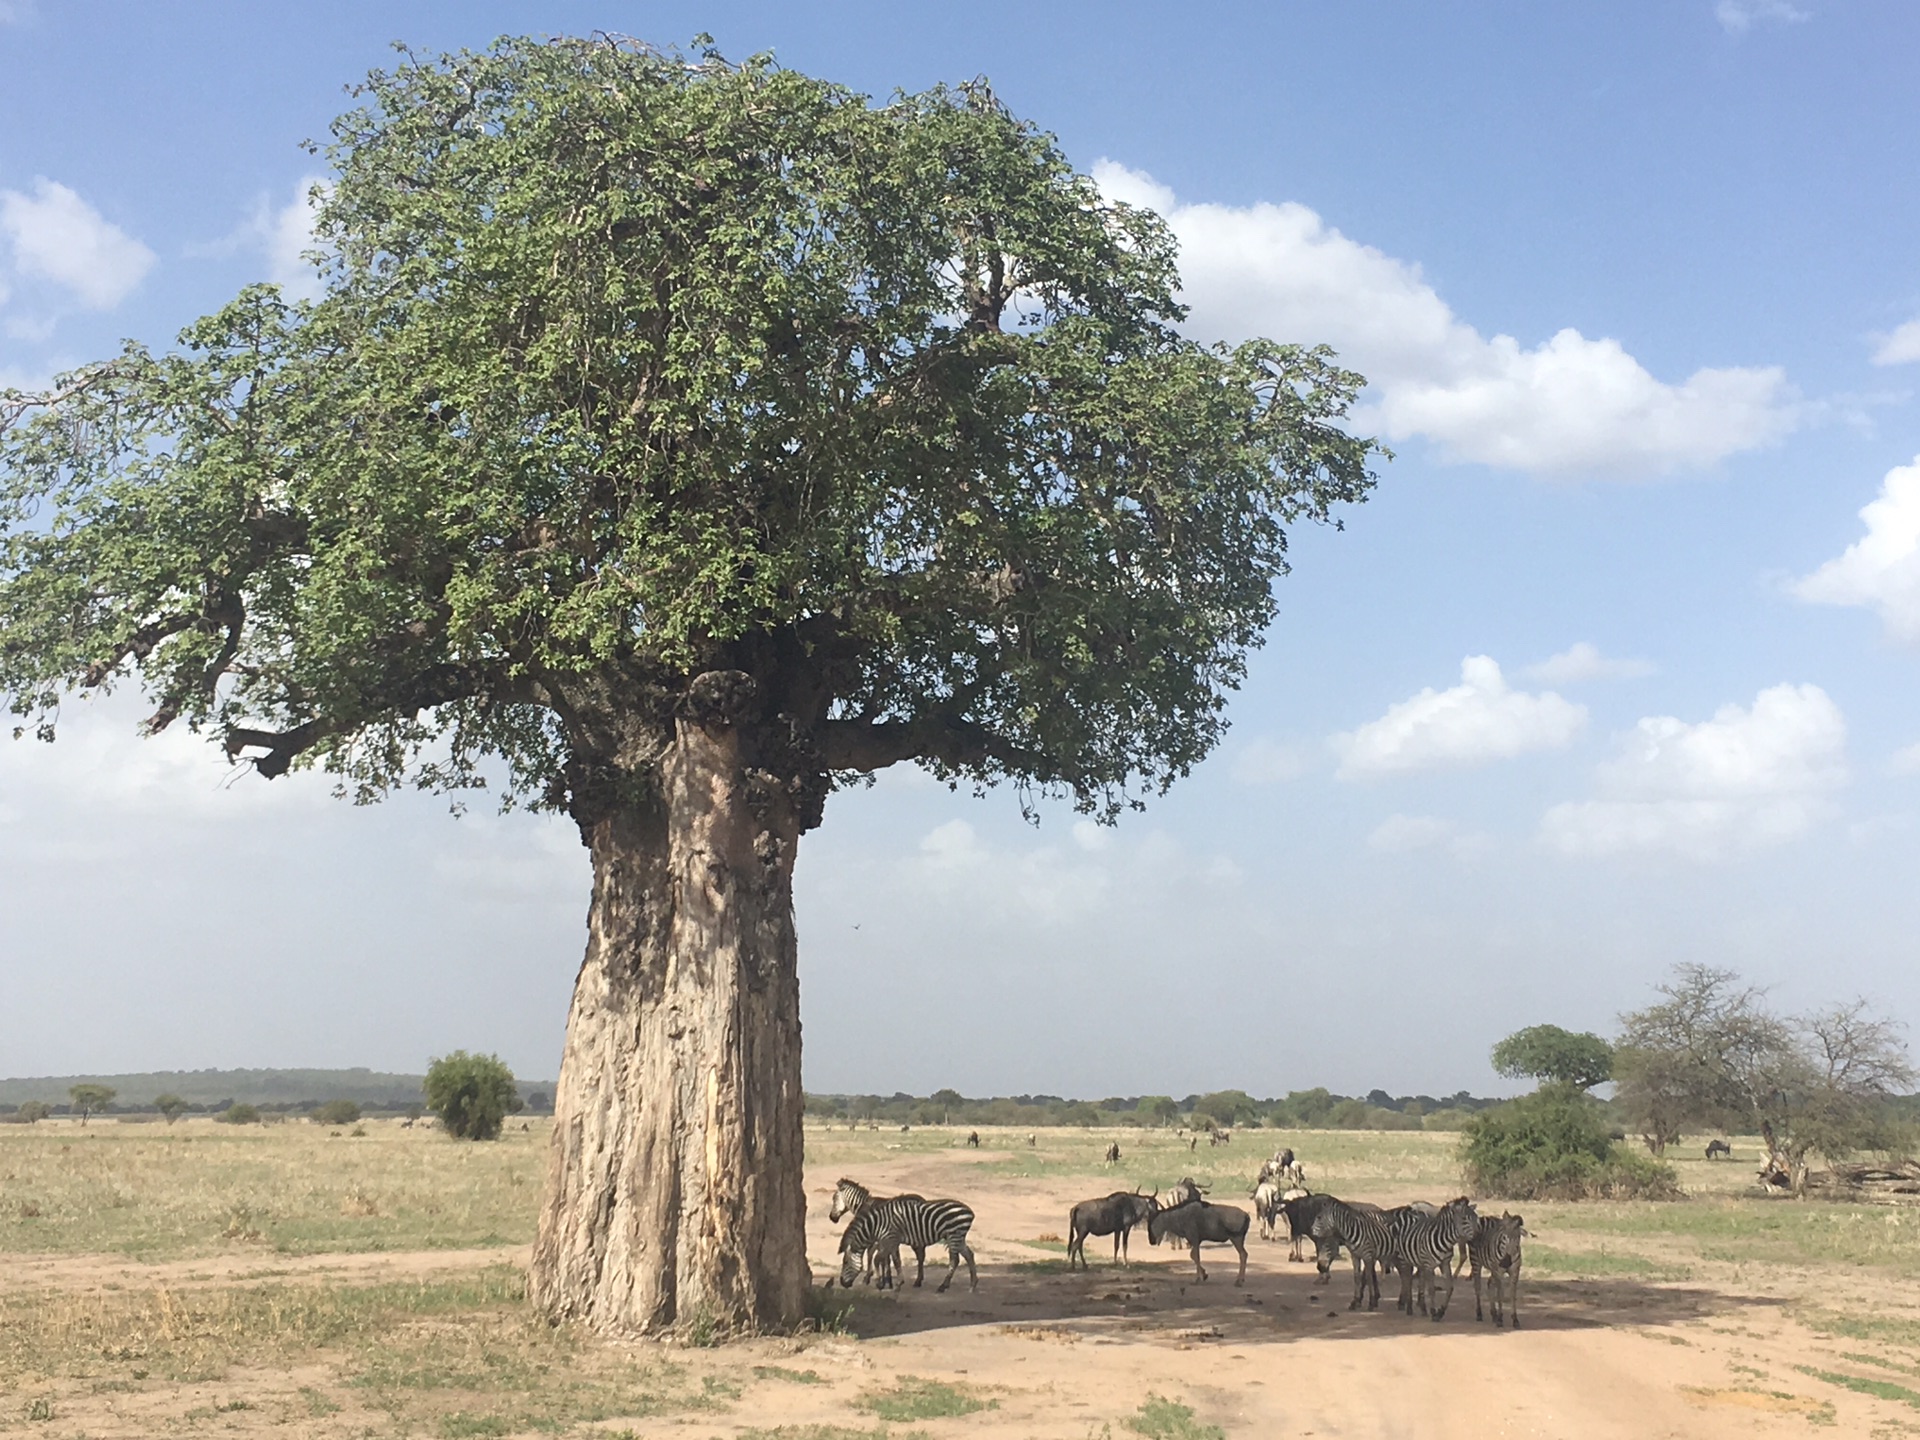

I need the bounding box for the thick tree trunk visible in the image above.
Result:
[529,709,810,1335]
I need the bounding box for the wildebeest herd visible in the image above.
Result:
[827,1143,1530,1328]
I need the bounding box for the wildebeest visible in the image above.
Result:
[1705,1138,1731,1160]
[1147,1198,1251,1284]
[1067,1190,1159,1268]
[1104,1141,1122,1165]
[1278,1190,1339,1265]
[966,1130,980,1148]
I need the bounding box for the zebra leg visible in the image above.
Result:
[1431,1263,1455,1321]
[1511,1265,1520,1329]
[1348,1252,1366,1311]
[912,1244,928,1288]
[1472,1260,1485,1322]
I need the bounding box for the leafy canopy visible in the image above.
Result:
[0,37,1379,824]
[1490,1024,1614,1091]
[425,1050,524,1141]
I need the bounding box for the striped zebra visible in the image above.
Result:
[1308,1198,1394,1310]
[827,1177,924,1286]
[838,1196,978,1293]
[1385,1197,1479,1320]
[1465,1211,1527,1328]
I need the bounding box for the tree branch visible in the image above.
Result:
[819,714,1049,778]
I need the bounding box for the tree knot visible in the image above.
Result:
[680,670,761,732]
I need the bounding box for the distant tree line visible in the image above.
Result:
[801,1086,1507,1132]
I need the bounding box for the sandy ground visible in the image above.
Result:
[12,1140,1920,1438]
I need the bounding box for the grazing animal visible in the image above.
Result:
[1466,1211,1527,1328]
[1256,1149,1297,1186]
[1274,1189,1326,1262]
[1250,1180,1285,1240]
[839,1197,977,1292]
[1067,1190,1160,1268]
[1104,1141,1122,1165]
[1705,1139,1731,1160]
[1188,1136,1198,1152]
[1386,1198,1480,1320]
[1147,1198,1251,1284]
[1027,1133,1037,1148]
[900,1124,910,1133]
[1160,1176,1206,1209]
[828,1177,925,1285]
[1309,1198,1395,1310]
[966,1130,980,1148]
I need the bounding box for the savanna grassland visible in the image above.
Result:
[7,1118,1920,1438]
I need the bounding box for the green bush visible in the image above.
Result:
[310,1099,362,1127]
[1462,1084,1681,1200]
[424,1051,524,1140]
[216,1103,261,1125]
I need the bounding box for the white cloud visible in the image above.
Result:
[1715,0,1810,35]
[1791,455,1920,643]
[193,176,331,303]
[1334,656,1587,779]
[1541,683,1846,859]
[1093,162,1799,478]
[1890,742,1920,778]
[1873,318,1920,367]
[1524,642,1656,685]
[0,178,155,310]
[1366,813,1494,860]
[1230,736,1311,784]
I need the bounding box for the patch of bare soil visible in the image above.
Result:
[0,1243,529,1294]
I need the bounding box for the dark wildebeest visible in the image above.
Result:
[1705,1138,1731,1160]
[966,1131,980,1148]
[1067,1190,1159,1268]
[1278,1191,1340,1265]
[1104,1141,1121,1165]
[1148,1197,1251,1284]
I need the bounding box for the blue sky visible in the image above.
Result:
[3,1,1918,1098]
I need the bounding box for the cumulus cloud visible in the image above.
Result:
[1715,0,1810,35]
[1873,318,1920,367]
[1093,162,1799,478]
[1524,642,1656,685]
[194,176,331,302]
[1890,742,1920,778]
[1791,455,1920,643]
[1334,656,1587,779]
[1541,683,1846,859]
[0,178,155,310]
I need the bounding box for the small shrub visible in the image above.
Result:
[1462,1085,1680,1200]
[1127,1395,1225,1440]
[853,1376,988,1421]
[424,1052,524,1141]
[311,1099,361,1127]
[16,1101,50,1125]
[216,1104,261,1125]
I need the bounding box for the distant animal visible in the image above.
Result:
[838,1196,977,1292]
[1309,1197,1396,1310]
[1188,1136,1198,1152]
[1159,1176,1206,1210]
[1256,1150,1297,1185]
[966,1131,980,1148]
[1067,1190,1160,1269]
[1705,1139,1731,1160]
[1027,1133,1037,1147]
[1104,1141,1121,1165]
[900,1124,911,1133]
[1147,1198,1251,1285]
[1465,1211,1527,1328]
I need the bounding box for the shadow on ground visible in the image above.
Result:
[817,1253,1779,1346]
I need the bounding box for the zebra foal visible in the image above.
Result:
[838,1196,978,1293]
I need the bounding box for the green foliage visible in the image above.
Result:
[217,1104,261,1125]
[1491,1025,1613,1090]
[1194,1090,1258,1127]
[0,34,1378,829]
[67,1084,115,1123]
[311,1100,363,1127]
[1135,1096,1179,1125]
[852,1376,989,1421]
[1186,1113,1219,1134]
[1462,1084,1680,1200]
[1126,1395,1225,1440]
[16,1100,50,1124]
[154,1094,189,1124]
[424,1053,523,1142]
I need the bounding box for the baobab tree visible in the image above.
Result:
[0,37,1380,1334]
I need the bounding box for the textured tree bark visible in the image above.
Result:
[528,709,810,1335]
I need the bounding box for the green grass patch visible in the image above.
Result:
[1126,1394,1226,1440]
[1796,1308,1920,1352]
[1797,1366,1920,1408]
[752,1365,828,1384]
[736,1428,925,1440]
[1525,1243,1686,1279]
[853,1375,992,1421]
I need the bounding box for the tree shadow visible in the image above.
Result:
[813,1250,1781,1346]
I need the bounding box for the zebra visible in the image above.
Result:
[1308,1197,1395,1310]
[1385,1198,1479,1320]
[1465,1211,1527,1328]
[827,1177,924,1286]
[838,1196,977,1292]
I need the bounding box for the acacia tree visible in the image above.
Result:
[0,38,1378,1333]
[68,1084,115,1125]
[1490,1024,1614,1092]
